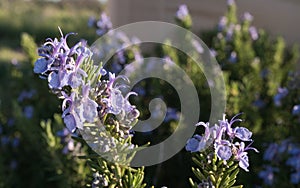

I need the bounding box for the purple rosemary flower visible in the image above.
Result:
[186,134,204,153]
[249,26,259,40]
[56,128,81,154]
[186,113,258,171]
[227,0,235,6]
[218,113,242,139]
[228,51,237,63]
[12,137,20,148]
[218,16,227,31]
[210,49,217,58]
[260,68,269,78]
[253,99,265,109]
[62,93,81,132]
[234,127,252,141]
[176,4,189,21]
[34,30,89,94]
[94,13,113,36]
[1,136,10,146]
[216,144,232,160]
[18,89,36,102]
[164,108,180,122]
[191,39,204,54]
[233,141,258,171]
[292,104,300,116]
[186,122,211,152]
[258,165,279,186]
[242,12,253,22]
[88,16,96,27]
[23,105,34,119]
[76,84,98,123]
[291,172,300,184]
[33,58,51,74]
[226,24,235,41]
[263,143,278,161]
[273,87,289,106]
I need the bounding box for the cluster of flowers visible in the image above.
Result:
[33,29,140,143]
[218,0,258,41]
[259,139,300,185]
[214,0,259,64]
[186,113,258,171]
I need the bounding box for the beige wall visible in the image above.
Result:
[107,0,300,45]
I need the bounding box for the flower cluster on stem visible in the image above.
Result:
[186,113,258,172]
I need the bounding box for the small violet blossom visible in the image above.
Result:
[218,16,227,31]
[249,26,259,40]
[273,87,289,106]
[242,12,253,22]
[186,122,211,152]
[88,13,112,36]
[258,166,279,186]
[227,0,235,6]
[292,104,300,116]
[176,4,189,21]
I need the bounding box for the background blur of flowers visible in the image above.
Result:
[0,0,299,187]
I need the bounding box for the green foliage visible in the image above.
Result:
[190,152,242,188]
[21,32,38,65]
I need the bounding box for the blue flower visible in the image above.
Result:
[88,16,96,27]
[23,105,34,119]
[273,87,289,106]
[62,93,82,132]
[18,89,36,102]
[76,84,98,123]
[48,71,61,89]
[234,127,252,141]
[186,122,212,153]
[218,16,227,31]
[263,143,278,161]
[226,24,235,41]
[292,104,300,116]
[63,114,78,133]
[164,108,180,122]
[258,166,278,186]
[249,26,258,40]
[228,51,237,63]
[233,141,258,171]
[1,136,10,146]
[33,58,51,74]
[176,4,189,21]
[291,172,300,184]
[186,134,204,152]
[95,13,112,36]
[12,137,20,148]
[227,0,235,6]
[253,99,265,109]
[216,144,232,160]
[242,12,253,22]
[191,39,204,54]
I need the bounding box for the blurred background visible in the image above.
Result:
[0,0,300,187]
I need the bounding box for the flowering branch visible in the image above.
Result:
[33,28,146,187]
[186,114,258,187]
